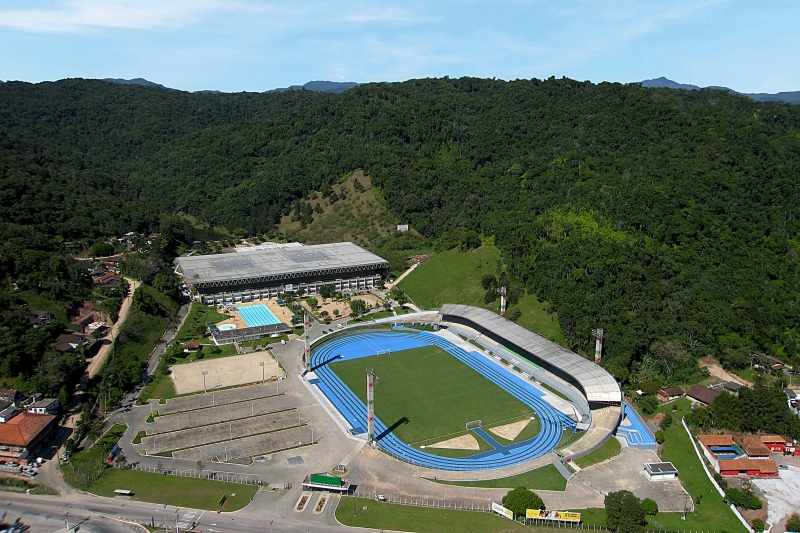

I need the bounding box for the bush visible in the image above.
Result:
[642,498,658,516]
[654,430,665,444]
[639,395,659,415]
[725,487,745,507]
[502,487,544,518]
[751,519,764,532]
[659,414,673,430]
[744,492,762,510]
[786,513,800,533]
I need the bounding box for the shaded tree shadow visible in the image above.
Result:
[310,353,343,372]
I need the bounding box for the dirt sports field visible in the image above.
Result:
[170,352,284,395]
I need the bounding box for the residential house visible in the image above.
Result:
[183,342,202,352]
[26,398,59,416]
[722,382,743,396]
[93,272,121,287]
[27,310,54,329]
[657,387,684,403]
[0,389,25,406]
[50,333,88,353]
[686,384,720,406]
[0,411,57,462]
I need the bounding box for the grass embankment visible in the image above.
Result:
[89,469,256,511]
[62,424,128,489]
[278,171,397,246]
[140,375,177,403]
[656,399,748,533]
[0,476,59,495]
[337,497,530,533]
[573,437,621,469]
[176,302,227,343]
[16,292,82,331]
[398,246,565,343]
[331,345,534,448]
[430,463,567,491]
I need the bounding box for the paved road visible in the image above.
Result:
[0,492,358,533]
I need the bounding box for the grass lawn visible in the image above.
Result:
[172,343,238,364]
[16,292,81,331]
[176,302,228,343]
[398,246,500,310]
[430,463,567,491]
[657,399,748,533]
[398,246,565,344]
[89,469,256,511]
[573,437,621,469]
[513,293,565,345]
[140,373,177,402]
[337,497,531,533]
[330,345,534,446]
[62,424,128,489]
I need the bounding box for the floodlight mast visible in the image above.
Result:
[367,368,378,446]
[498,286,507,316]
[303,311,311,370]
[592,328,604,364]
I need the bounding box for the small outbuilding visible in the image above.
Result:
[657,387,684,403]
[644,462,678,480]
[718,458,778,478]
[738,435,772,458]
[760,435,788,454]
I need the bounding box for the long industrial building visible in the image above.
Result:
[175,242,389,305]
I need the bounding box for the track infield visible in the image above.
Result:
[329,345,535,446]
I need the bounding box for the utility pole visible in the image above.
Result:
[260,361,265,383]
[367,368,378,446]
[303,311,311,371]
[64,505,69,533]
[202,371,208,393]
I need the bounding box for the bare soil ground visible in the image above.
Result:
[170,351,284,395]
[426,433,480,451]
[700,355,753,386]
[488,419,531,441]
[87,278,140,378]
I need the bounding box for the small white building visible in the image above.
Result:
[26,398,59,416]
[644,462,678,481]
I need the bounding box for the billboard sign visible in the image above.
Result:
[492,502,514,520]
[526,510,581,523]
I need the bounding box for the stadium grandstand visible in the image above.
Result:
[175,242,389,305]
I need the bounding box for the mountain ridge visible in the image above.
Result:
[642,76,800,104]
[102,77,359,94]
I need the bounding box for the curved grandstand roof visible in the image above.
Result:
[175,242,389,289]
[440,304,621,404]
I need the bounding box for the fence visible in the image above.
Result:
[352,489,491,512]
[128,463,261,486]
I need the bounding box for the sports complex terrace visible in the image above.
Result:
[175,242,389,305]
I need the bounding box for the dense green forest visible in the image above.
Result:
[2,77,800,381]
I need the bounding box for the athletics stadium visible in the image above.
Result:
[305,304,622,472]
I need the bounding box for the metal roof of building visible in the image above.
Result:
[645,462,678,474]
[440,304,621,404]
[175,242,388,287]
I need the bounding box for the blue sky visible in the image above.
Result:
[0,0,798,93]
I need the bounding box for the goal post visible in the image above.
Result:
[376,349,391,356]
[465,420,482,430]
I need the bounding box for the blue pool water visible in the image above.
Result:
[237,304,281,327]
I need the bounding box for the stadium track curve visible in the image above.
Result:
[310,329,575,471]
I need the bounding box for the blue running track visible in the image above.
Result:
[237,304,281,327]
[310,330,575,471]
[617,403,657,447]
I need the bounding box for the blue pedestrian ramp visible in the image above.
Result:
[472,427,510,454]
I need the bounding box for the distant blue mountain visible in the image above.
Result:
[103,78,171,90]
[101,77,359,94]
[642,77,800,104]
[267,80,360,94]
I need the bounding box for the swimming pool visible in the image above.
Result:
[237,304,281,327]
[217,324,237,331]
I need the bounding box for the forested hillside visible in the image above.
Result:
[2,76,800,377]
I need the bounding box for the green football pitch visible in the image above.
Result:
[329,345,536,447]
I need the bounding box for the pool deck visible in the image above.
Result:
[214,299,296,330]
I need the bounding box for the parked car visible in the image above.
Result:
[778,464,789,470]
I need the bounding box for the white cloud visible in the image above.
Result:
[0,0,281,33]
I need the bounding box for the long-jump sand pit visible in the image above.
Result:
[171,352,284,395]
[488,418,533,441]
[425,433,480,451]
